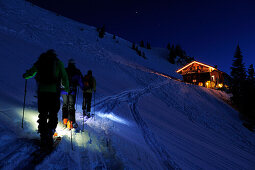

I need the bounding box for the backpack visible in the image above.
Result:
[83,75,93,91]
[36,52,58,84]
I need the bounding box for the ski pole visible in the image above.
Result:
[82,113,84,132]
[22,79,27,129]
[75,88,79,110]
[93,91,96,120]
[71,129,73,150]
[82,95,85,132]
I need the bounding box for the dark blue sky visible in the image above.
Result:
[31,0,255,74]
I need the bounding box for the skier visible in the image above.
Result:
[82,70,96,118]
[61,59,83,129]
[23,49,69,149]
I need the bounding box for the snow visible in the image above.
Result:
[0,0,255,169]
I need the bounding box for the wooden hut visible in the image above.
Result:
[176,61,227,89]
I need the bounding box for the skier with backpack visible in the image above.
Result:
[82,70,96,118]
[61,59,83,129]
[23,49,69,149]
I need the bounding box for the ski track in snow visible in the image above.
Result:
[129,99,180,170]
[1,0,255,169]
[0,138,39,169]
[96,80,181,169]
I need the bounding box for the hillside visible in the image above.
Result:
[0,0,255,169]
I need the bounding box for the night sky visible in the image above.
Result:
[31,0,255,74]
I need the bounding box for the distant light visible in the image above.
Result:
[97,112,130,126]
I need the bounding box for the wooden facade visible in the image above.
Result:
[176,61,226,89]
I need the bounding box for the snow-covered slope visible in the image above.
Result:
[0,0,254,169]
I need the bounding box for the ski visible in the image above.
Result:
[18,136,62,169]
[52,136,62,148]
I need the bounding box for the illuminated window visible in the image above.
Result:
[217,83,223,88]
[205,81,211,88]
[211,81,216,88]
[211,75,215,81]
[198,82,203,86]
[193,79,197,83]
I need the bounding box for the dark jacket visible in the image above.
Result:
[61,64,83,95]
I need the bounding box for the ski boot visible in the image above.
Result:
[87,112,91,118]
[67,120,73,130]
[63,118,68,126]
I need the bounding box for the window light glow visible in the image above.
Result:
[217,83,223,88]
[205,81,210,88]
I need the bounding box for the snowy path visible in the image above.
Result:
[0,80,178,170]
[95,79,180,169]
[2,75,254,169]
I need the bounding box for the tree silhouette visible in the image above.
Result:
[140,40,144,47]
[146,42,151,49]
[230,44,247,113]
[142,52,147,59]
[247,64,255,83]
[243,64,255,123]
[132,42,136,50]
[98,25,105,38]
[167,43,171,50]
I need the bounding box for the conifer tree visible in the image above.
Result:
[167,43,171,50]
[132,42,136,50]
[98,25,105,38]
[146,43,151,49]
[142,52,146,59]
[245,64,255,122]
[137,50,142,56]
[135,46,139,52]
[230,45,247,112]
[168,48,176,64]
[113,34,116,39]
[247,64,255,84]
[140,40,144,47]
